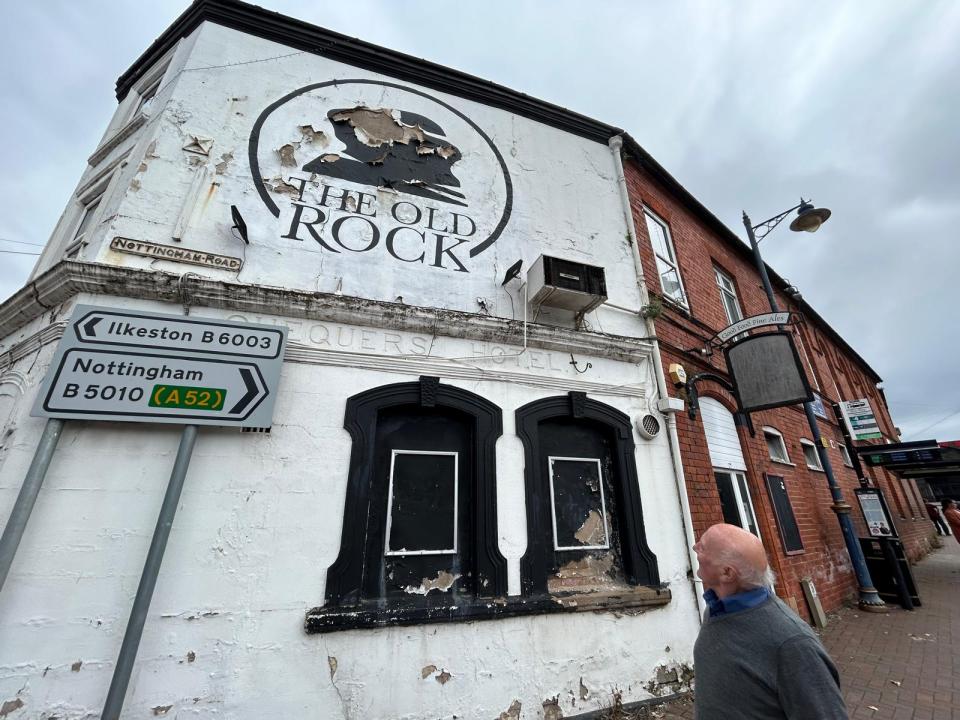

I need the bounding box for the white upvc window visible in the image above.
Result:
[800,439,824,471]
[715,267,744,325]
[644,210,687,307]
[839,444,853,467]
[132,75,163,118]
[763,427,791,464]
[64,192,104,259]
[714,469,762,539]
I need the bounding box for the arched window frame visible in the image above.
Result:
[762,426,792,465]
[308,376,507,632]
[515,392,660,595]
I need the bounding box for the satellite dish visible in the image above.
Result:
[501,259,523,286]
[231,205,249,244]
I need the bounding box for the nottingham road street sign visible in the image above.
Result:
[32,305,286,427]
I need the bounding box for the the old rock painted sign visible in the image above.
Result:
[250,80,512,274]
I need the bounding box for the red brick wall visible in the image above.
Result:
[624,159,934,618]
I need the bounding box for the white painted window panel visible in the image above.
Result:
[700,397,747,471]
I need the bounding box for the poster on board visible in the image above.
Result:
[855,488,896,538]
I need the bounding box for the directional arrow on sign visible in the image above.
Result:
[70,306,284,359]
[40,349,271,425]
[230,367,260,414]
[82,316,102,338]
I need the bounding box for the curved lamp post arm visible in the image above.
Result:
[685,372,736,420]
[745,201,807,244]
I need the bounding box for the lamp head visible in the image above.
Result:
[789,200,831,233]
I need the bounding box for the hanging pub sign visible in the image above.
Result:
[854,487,897,538]
[724,331,813,414]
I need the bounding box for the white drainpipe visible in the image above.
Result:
[607,134,705,618]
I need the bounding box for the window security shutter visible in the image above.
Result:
[700,397,747,471]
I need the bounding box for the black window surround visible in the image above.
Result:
[307,377,506,632]
[516,392,662,595]
[306,384,670,634]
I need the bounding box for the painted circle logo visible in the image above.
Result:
[249,80,513,271]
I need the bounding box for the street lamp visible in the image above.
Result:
[743,200,886,611]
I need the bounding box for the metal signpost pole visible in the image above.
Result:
[101,424,199,720]
[0,417,65,593]
[743,212,885,609]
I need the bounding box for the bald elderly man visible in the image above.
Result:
[693,523,847,719]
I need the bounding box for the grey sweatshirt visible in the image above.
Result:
[693,595,847,719]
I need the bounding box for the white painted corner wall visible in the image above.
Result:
[0,17,700,720]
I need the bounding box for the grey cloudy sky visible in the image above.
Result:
[2,1,958,440]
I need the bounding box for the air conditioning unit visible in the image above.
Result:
[527,255,607,314]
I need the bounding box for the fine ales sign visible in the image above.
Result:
[249,79,512,274]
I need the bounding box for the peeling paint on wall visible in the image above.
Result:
[215,152,234,175]
[298,124,328,146]
[70,660,82,672]
[549,553,619,593]
[404,570,460,595]
[0,699,24,718]
[497,699,521,720]
[265,176,304,197]
[330,107,427,148]
[644,663,694,697]
[574,509,606,545]
[152,704,173,716]
[327,655,338,679]
[277,143,299,167]
[435,669,452,685]
[420,664,436,679]
[542,696,564,720]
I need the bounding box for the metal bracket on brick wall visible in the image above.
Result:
[684,372,736,421]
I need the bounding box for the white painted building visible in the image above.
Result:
[0,2,700,717]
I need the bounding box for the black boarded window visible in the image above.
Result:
[549,457,609,551]
[386,450,458,555]
[311,378,508,633]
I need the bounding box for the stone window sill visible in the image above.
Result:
[769,458,796,467]
[305,585,671,633]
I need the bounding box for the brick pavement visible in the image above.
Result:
[649,539,960,719]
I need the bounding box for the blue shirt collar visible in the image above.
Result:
[703,586,771,617]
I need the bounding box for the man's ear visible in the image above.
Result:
[719,564,738,584]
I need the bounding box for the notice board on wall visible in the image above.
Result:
[764,473,804,554]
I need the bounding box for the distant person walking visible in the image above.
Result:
[693,523,848,719]
[926,502,950,536]
[942,500,960,543]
